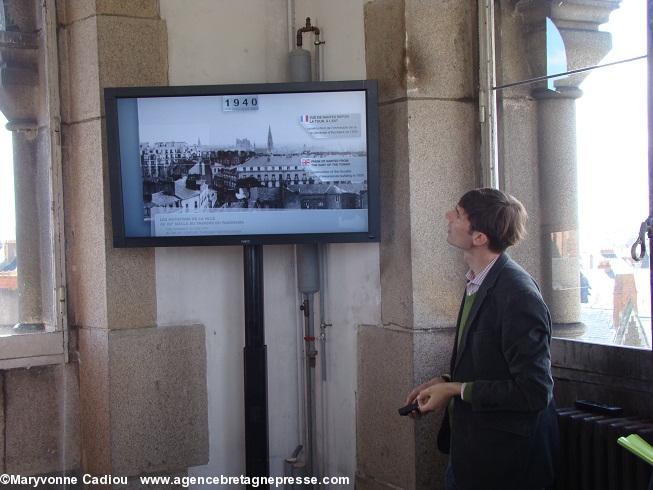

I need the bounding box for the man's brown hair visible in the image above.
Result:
[458,188,527,253]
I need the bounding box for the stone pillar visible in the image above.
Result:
[533,86,582,323]
[517,0,620,324]
[58,0,209,480]
[358,1,478,488]
[9,124,43,327]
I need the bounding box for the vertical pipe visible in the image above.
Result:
[646,0,653,361]
[288,11,313,479]
[287,3,307,475]
[298,243,318,479]
[243,244,269,488]
[319,244,328,382]
[313,24,329,481]
[302,292,316,478]
[314,33,321,82]
[292,247,307,484]
[318,244,330,480]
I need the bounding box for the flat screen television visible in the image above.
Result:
[105,80,380,247]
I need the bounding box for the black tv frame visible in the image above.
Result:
[105,80,380,248]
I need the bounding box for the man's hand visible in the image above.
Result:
[404,376,447,418]
[405,376,446,406]
[417,382,462,414]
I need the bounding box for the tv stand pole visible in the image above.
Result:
[243,244,269,488]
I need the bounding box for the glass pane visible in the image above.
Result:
[0,112,18,332]
[494,0,647,90]
[494,1,649,349]
[575,56,649,348]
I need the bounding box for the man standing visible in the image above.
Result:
[405,188,558,490]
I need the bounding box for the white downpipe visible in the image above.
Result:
[318,243,330,479]
[293,246,307,469]
[314,36,330,483]
[287,0,308,473]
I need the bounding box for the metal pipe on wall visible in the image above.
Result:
[317,243,331,479]
[312,25,329,481]
[313,29,322,83]
[289,15,329,482]
[297,244,319,479]
[286,5,310,486]
[301,292,316,477]
[318,244,329,382]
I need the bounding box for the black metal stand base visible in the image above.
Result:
[244,345,269,480]
[243,245,269,488]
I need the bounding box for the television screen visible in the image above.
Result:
[105,80,379,247]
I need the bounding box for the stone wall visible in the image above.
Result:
[358,0,652,489]
[0,0,80,478]
[56,0,210,480]
[358,1,479,488]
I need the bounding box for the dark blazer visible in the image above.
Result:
[437,253,559,490]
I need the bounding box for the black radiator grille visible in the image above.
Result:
[556,408,653,490]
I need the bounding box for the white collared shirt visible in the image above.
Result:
[465,255,500,296]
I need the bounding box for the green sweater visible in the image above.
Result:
[457,293,476,402]
[458,293,476,348]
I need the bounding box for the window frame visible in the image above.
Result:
[478,0,499,189]
[0,0,67,368]
[477,0,653,353]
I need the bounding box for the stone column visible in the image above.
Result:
[358,1,478,488]
[58,0,209,480]
[533,86,582,323]
[517,0,620,324]
[8,123,43,327]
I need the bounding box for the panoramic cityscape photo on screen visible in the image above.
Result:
[131,90,369,238]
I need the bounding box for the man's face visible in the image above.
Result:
[445,205,474,250]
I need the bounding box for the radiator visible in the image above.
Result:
[556,407,652,490]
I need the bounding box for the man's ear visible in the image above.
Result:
[472,231,489,247]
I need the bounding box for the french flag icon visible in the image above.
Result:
[300,115,310,123]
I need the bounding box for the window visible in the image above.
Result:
[482,0,650,349]
[0,0,67,366]
[0,113,17,329]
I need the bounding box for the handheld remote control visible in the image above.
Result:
[398,401,420,416]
